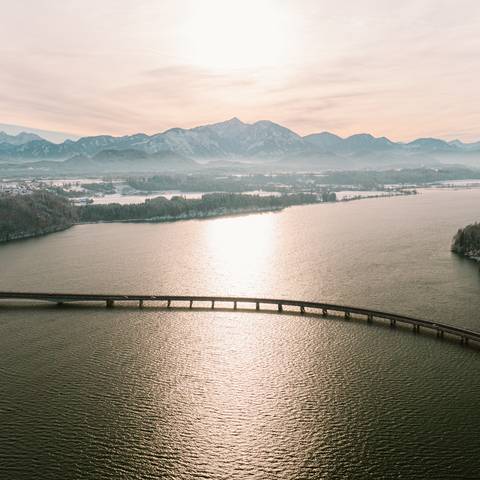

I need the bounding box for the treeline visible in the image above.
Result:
[321,167,480,189]
[81,182,116,194]
[78,193,319,222]
[0,191,323,243]
[0,191,78,242]
[451,223,480,259]
[127,174,279,193]
[126,168,480,194]
[321,192,337,202]
[42,182,115,198]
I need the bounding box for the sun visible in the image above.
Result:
[180,0,292,71]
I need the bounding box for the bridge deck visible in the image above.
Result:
[1,291,479,347]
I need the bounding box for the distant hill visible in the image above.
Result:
[3,149,198,174]
[303,132,343,150]
[0,131,44,145]
[145,118,310,159]
[83,149,197,172]
[0,117,479,171]
[406,138,458,152]
[449,139,480,151]
[0,123,79,143]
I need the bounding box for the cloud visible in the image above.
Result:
[0,0,479,140]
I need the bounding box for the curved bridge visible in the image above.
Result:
[1,291,479,348]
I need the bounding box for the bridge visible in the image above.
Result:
[1,291,479,348]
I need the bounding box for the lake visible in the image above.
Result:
[1,188,480,479]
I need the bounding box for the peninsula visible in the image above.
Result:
[0,192,324,243]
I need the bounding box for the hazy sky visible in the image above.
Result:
[1,0,479,141]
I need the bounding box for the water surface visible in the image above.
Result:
[1,189,480,479]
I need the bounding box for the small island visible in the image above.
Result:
[451,223,480,261]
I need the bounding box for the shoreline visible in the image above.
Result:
[75,205,287,225]
[0,224,74,244]
[339,190,417,202]
[0,190,419,245]
[0,204,293,244]
[451,251,480,263]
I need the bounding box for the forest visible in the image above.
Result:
[451,223,480,260]
[0,191,324,242]
[0,191,78,242]
[78,192,321,222]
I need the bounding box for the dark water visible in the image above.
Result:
[1,189,480,479]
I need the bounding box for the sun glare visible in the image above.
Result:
[180,0,292,71]
[201,214,278,294]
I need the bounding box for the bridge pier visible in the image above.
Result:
[3,293,480,351]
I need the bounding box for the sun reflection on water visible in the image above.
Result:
[155,311,320,478]
[201,213,279,294]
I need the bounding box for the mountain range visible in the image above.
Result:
[0,123,79,143]
[1,118,479,171]
[0,131,44,146]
